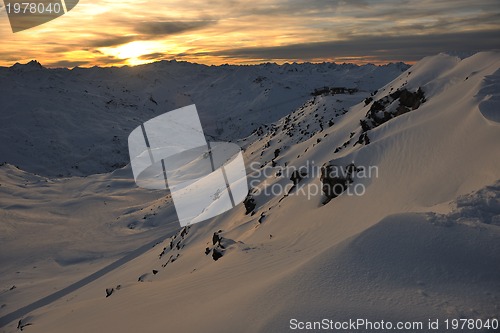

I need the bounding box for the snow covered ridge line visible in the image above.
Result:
[246,160,379,202]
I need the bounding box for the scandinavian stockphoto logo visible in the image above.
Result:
[128,105,248,227]
[3,0,78,33]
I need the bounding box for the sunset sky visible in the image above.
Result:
[1,0,499,67]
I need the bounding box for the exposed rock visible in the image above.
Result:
[354,132,370,146]
[180,226,188,238]
[138,273,149,282]
[312,86,359,96]
[159,247,167,258]
[399,87,425,109]
[105,288,114,297]
[321,174,349,202]
[212,232,221,246]
[362,87,425,131]
[290,170,307,185]
[243,193,256,215]
[17,318,33,331]
[212,248,223,261]
[149,95,158,105]
[320,163,360,203]
[360,119,370,132]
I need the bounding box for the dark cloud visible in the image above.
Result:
[49,46,74,53]
[297,0,499,21]
[80,19,217,51]
[0,53,26,63]
[98,57,125,65]
[230,0,368,18]
[334,11,500,40]
[47,60,90,68]
[86,35,138,48]
[138,52,166,60]
[209,29,500,62]
[46,55,122,68]
[134,20,217,35]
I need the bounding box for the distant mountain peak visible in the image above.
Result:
[11,60,45,70]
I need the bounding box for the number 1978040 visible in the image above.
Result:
[5,2,63,15]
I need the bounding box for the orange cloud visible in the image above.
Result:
[0,0,498,67]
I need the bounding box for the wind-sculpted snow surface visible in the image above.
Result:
[257,209,500,333]
[1,52,499,332]
[477,68,500,123]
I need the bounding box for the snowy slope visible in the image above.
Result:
[1,52,499,332]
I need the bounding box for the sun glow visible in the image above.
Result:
[99,40,175,66]
[0,0,498,67]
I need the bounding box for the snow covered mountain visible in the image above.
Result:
[0,52,499,333]
[0,60,407,177]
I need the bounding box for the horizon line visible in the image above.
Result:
[2,57,416,70]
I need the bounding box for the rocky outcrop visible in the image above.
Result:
[312,86,359,97]
[205,230,238,261]
[290,170,307,185]
[320,163,360,204]
[351,88,425,148]
[243,193,256,215]
[105,288,114,297]
[212,248,223,261]
[362,87,425,131]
